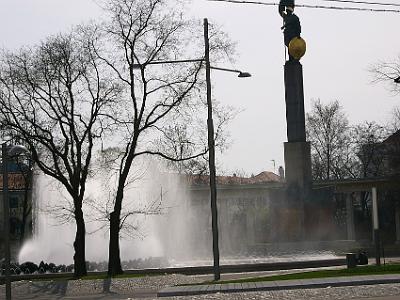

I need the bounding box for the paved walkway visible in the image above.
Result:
[158,274,400,297]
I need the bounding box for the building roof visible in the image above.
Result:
[383,129,400,145]
[188,171,282,186]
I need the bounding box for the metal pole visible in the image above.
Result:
[2,143,11,299]
[204,18,220,281]
[372,186,381,266]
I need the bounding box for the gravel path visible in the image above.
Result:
[0,274,203,298]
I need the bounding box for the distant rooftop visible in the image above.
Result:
[383,129,400,145]
[187,171,282,186]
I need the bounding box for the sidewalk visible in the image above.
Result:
[157,274,400,297]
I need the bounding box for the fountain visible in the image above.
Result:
[18,157,340,271]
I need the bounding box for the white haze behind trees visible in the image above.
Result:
[0,0,238,274]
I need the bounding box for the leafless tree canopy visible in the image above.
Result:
[91,0,236,275]
[351,121,388,178]
[306,99,392,181]
[0,0,237,276]
[306,99,352,180]
[95,0,235,165]
[0,29,120,276]
[0,30,119,193]
[389,106,400,132]
[369,55,400,95]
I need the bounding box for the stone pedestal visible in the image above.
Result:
[284,141,312,189]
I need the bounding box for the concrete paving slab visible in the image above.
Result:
[205,284,217,292]
[312,277,332,284]
[210,284,223,293]
[184,285,200,292]
[213,284,222,292]
[275,279,304,287]
[198,284,209,292]
[246,282,257,290]
[326,276,344,283]
[254,281,277,290]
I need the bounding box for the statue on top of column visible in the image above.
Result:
[279,0,306,61]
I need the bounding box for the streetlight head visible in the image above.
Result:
[238,72,251,78]
[8,145,29,157]
[395,76,400,83]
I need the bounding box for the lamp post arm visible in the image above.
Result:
[132,59,252,78]
[132,58,204,69]
[210,66,242,74]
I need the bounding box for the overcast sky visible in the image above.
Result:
[1,0,399,175]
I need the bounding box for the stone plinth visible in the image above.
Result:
[284,141,312,189]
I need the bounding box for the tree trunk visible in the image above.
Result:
[73,207,87,277]
[19,184,30,245]
[108,211,123,276]
[20,211,27,245]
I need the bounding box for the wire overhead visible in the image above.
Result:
[207,0,400,13]
[320,0,400,8]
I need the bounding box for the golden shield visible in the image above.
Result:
[288,37,306,60]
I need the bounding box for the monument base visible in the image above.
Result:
[283,141,312,240]
[284,141,312,189]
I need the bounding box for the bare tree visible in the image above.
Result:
[94,0,235,275]
[351,121,388,178]
[369,55,400,95]
[389,106,400,132]
[85,150,166,240]
[0,29,119,276]
[14,155,33,245]
[158,101,237,175]
[306,99,354,180]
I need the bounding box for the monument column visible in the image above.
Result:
[279,0,311,190]
[279,0,311,240]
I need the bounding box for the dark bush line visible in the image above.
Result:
[1,257,169,275]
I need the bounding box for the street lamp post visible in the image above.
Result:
[203,17,220,281]
[2,143,30,300]
[2,143,11,300]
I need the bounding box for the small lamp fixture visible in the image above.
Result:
[238,72,252,78]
